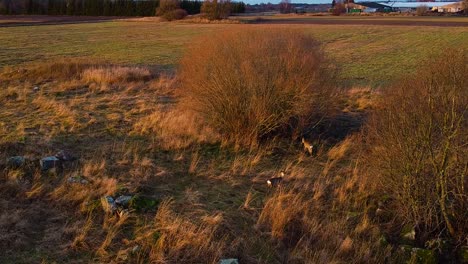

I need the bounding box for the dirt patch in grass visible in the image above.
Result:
[0,15,124,27]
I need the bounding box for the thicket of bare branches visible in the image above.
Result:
[156,0,187,21]
[180,28,337,147]
[201,0,231,20]
[365,49,467,245]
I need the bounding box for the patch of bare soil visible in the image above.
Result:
[0,15,124,27]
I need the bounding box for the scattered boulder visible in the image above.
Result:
[220,259,239,264]
[40,156,62,171]
[55,150,77,162]
[67,175,89,185]
[115,195,133,207]
[101,196,117,214]
[102,195,158,214]
[6,156,26,168]
[131,245,141,254]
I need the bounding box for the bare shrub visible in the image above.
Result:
[365,49,467,244]
[180,28,336,147]
[157,0,187,21]
[332,3,346,16]
[201,0,231,20]
[416,5,428,16]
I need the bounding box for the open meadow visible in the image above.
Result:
[0,18,467,263]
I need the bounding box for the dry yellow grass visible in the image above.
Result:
[2,47,462,263]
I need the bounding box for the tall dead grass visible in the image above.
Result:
[256,134,391,263]
[82,66,152,90]
[180,28,337,147]
[133,199,226,263]
[133,106,220,150]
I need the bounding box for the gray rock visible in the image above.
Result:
[40,156,62,171]
[101,196,117,214]
[131,245,140,254]
[6,156,25,168]
[115,195,133,207]
[55,150,77,162]
[220,259,239,264]
[67,176,89,185]
[33,86,40,92]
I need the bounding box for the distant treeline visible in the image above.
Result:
[0,0,245,16]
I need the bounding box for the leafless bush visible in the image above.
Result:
[416,5,428,16]
[180,28,336,147]
[332,3,346,16]
[365,49,467,244]
[201,0,231,20]
[157,0,187,21]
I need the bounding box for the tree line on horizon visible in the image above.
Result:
[0,0,245,16]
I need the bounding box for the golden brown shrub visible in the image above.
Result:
[180,28,336,147]
[365,49,467,244]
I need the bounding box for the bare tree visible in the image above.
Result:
[279,0,292,13]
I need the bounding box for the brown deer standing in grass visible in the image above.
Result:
[302,137,314,155]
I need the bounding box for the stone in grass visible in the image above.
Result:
[55,150,77,162]
[115,195,133,207]
[67,175,89,185]
[40,156,62,171]
[101,196,117,214]
[6,156,26,168]
[220,259,239,264]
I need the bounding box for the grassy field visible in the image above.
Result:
[1,20,467,86]
[0,18,467,263]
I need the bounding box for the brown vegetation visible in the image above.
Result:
[201,0,231,20]
[332,3,346,16]
[156,0,188,21]
[416,5,429,16]
[0,27,466,264]
[365,49,467,245]
[180,28,337,147]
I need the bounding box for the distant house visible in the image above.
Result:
[382,2,462,13]
[433,2,463,13]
